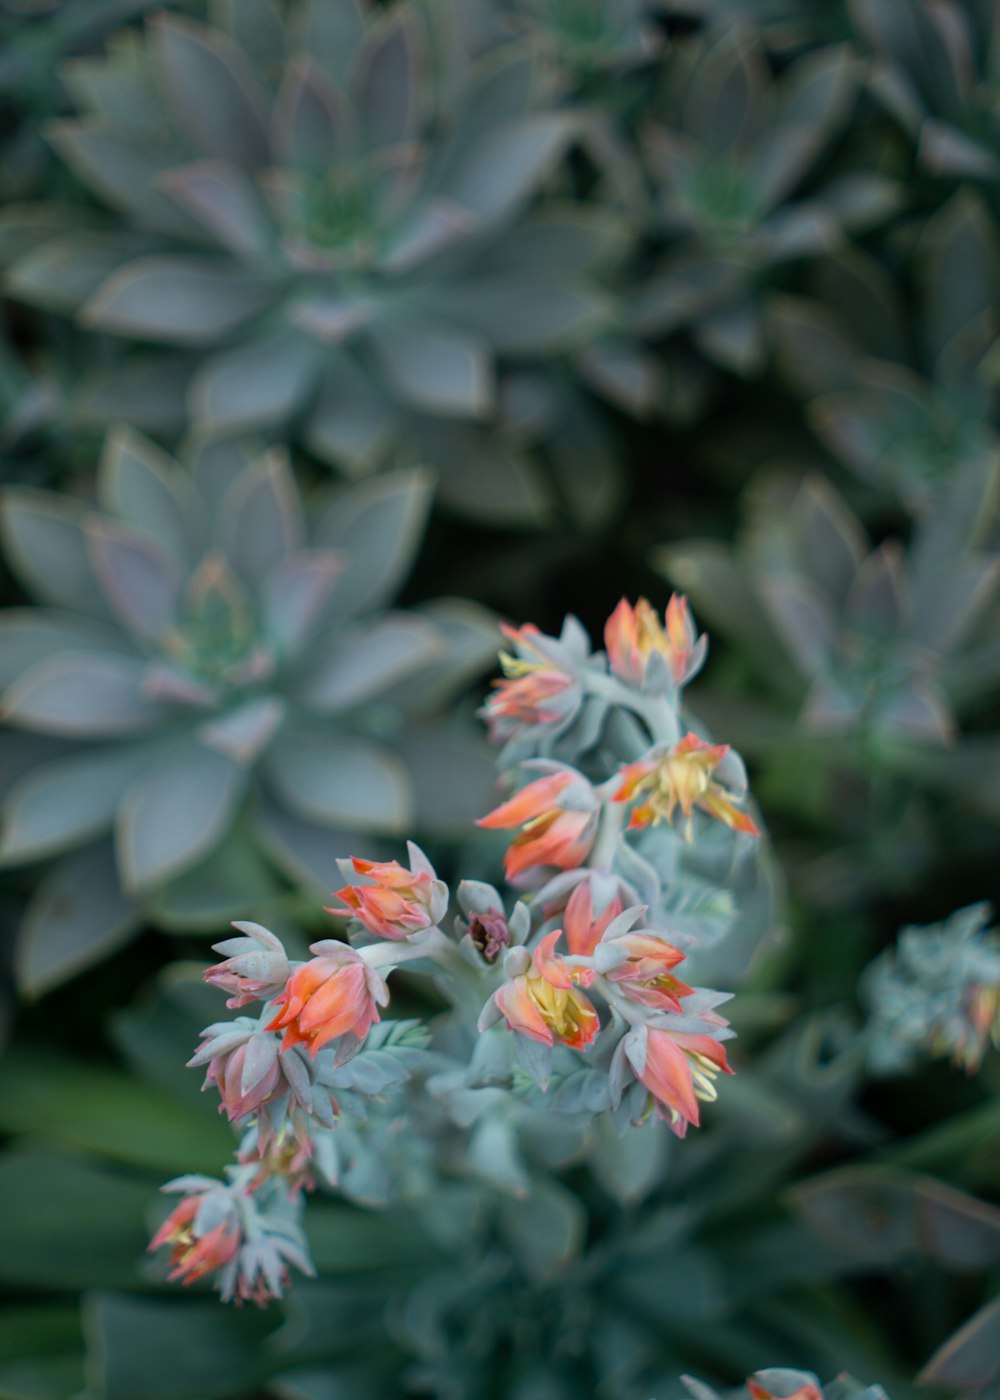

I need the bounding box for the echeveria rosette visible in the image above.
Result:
[846,0,1000,192]
[0,428,498,993]
[770,190,1000,514]
[580,25,873,416]
[660,470,1000,892]
[0,2,620,521]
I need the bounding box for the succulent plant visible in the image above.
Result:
[769,190,1000,514]
[659,467,1000,899]
[580,23,879,415]
[0,0,625,523]
[849,0,1000,188]
[863,902,1000,1076]
[0,0,160,202]
[0,427,498,993]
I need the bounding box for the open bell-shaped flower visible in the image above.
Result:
[614,733,759,839]
[605,932,693,1013]
[483,622,582,741]
[619,1022,734,1138]
[563,879,625,957]
[482,930,600,1050]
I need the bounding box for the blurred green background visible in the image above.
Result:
[0,1,998,1397]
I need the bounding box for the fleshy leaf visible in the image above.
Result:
[116,741,246,891]
[16,843,141,996]
[264,729,411,832]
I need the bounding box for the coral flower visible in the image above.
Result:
[563,880,624,957]
[204,922,290,1009]
[327,848,447,940]
[627,1026,733,1138]
[605,594,704,687]
[484,623,578,736]
[192,1028,283,1122]
[477,768,597,882]
[614,733,759,838]
[266,942,388,1056]
[492,931,600,1049]
[748,1377,822,1400]
[606,933,693,1012]
[149,1195,241,1286]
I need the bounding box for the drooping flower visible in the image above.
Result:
[148,1189,240,1288]
[605,594,705,688]
[747,1377,822,1400]
[188,1021,284,1123]
[483,622,580,741]
[327,843,448,940]
[622,1023,733,1137]
[487,930,600,1050]
[605,933,693,1012]
[614,733,760,838]
[266,942,389,1056]
[149,1175,315,1305]
[204,922,291,1009]
[563,879,624,957]
[477,766,598,883]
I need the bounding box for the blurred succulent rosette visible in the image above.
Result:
[0,427,498,991]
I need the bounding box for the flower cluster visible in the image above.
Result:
[863,903,1000,1075]
[150,594,765,1300]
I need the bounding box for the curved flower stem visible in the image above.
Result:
[588,798,626,872]
[584,673,681,748]
[361,927,488,1023]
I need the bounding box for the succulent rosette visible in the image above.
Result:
[0,0,622,523]
[0,427,497,992]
